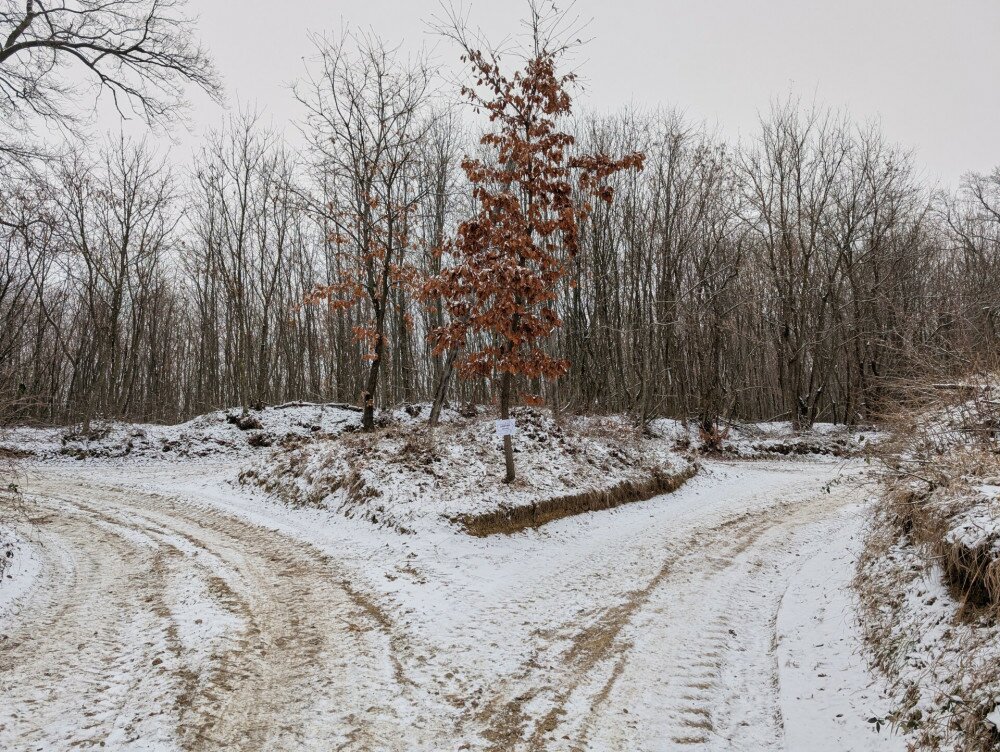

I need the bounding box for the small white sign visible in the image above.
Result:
[495,418,516,437]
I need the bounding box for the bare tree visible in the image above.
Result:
[296,30,435,429]
[188,112,308,412]
[0,0,220,136]
[0,85,992,434]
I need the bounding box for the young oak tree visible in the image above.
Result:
[425,3,644,481]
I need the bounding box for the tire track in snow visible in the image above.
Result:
[0,478,411,751]
[0,459,881,751]
[468,479,864,751]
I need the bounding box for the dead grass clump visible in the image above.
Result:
[391,430,443,472]
[226,412,263,431]
[942,536,1000,611]
[856,375,1000,750]
[60,424,113,443]
[750,438,851,457]
[880,454,1000,615]
[697,424,730,452]
[855,514,1000,750]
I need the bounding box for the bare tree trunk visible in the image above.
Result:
[429,348,458,427]
[361,303,387,430]
[499,370,515,483]
[361,359,380,429]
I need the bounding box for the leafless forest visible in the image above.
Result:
[2,3,999,432]
[3,5,1000,750]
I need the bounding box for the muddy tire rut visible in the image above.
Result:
[0,477,408,751]
[457,476,866,751]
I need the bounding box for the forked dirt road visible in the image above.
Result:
[0,460,899,751]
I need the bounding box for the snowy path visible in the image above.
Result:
[0,459,902,751]
[0,476,405,750]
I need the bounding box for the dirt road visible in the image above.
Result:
[0,460,898,751]
[0,474,410,750]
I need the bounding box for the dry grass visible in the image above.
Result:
[855,375,1000,750]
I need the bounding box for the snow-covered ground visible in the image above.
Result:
[650,418,880,458]
[2,405,874,535]
[0,454,903,750]
[858,530,1000,752]
[856,483,1000,751]
[0,527,40,622]
[0,402,364,460]
[777,507,901,752]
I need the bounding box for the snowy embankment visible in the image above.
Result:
[650,417,880,458]
[0,401,364,460]
[855,385,1000,751]
[236,407,873,535]
[240,407,696,535]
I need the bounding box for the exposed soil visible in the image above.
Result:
[456,463,698,536]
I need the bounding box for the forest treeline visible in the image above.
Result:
[2,34,999,430]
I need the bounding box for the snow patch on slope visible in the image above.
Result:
[0,527,40,621]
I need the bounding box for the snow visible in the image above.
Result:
[854,381,1000,750]
[0,402,364,460]
[649,418,881,457]
[2,404,877,470]
[988,705,1000,732]
[0,527,40,621]
[240,408,693,533]
[857,520,1000,751]
[943,496,1000,552]
[777,505,903,751]
[0,403,906,750]
[0,454,907,750]
[230,406,876,536]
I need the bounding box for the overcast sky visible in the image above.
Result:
[113,0,1000,189]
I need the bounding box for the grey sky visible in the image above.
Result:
[116,0,1000,189]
